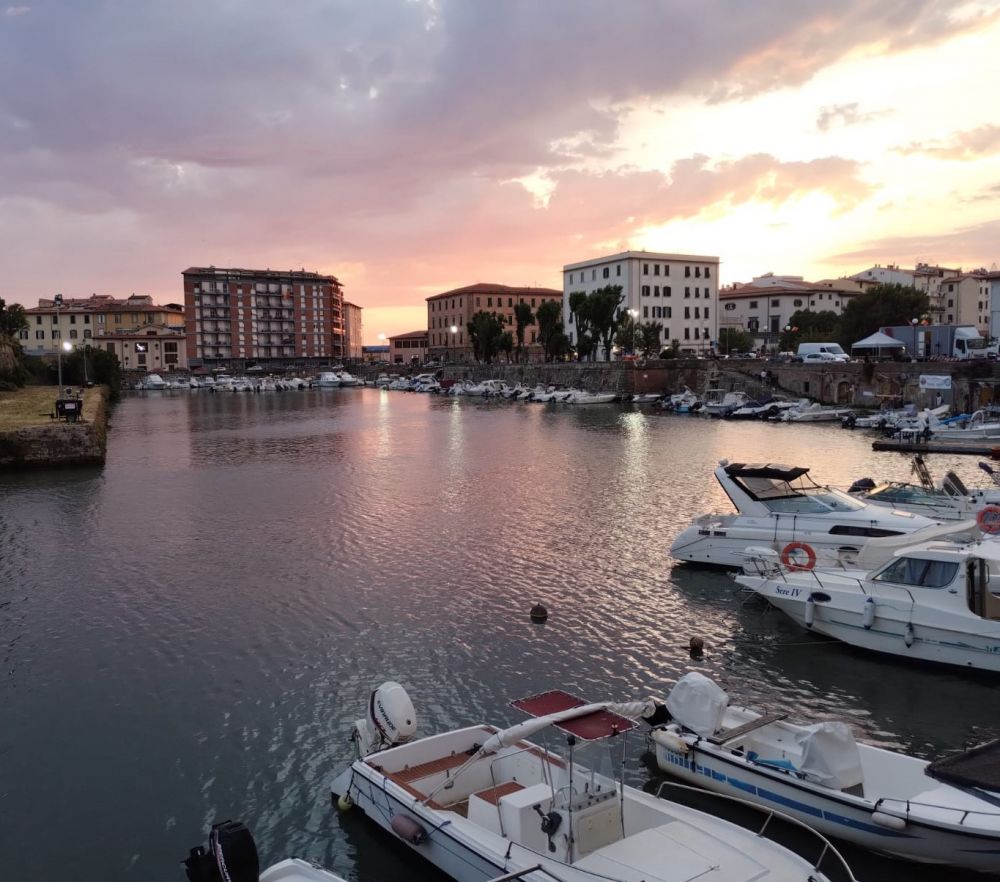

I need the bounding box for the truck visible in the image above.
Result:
[879,324,998,360]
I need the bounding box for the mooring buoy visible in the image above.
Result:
[530,603,548,623]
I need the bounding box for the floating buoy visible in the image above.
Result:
[390,814,427,845]
[530,604,548,623]
[689,636,705,657]
[862,597,875,629]
[904,623,915,648]
[652,728,690,754]
[804,596,816,628]
[871,811,907,831]
[336,792,353,812]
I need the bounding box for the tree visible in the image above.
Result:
[0,298,28,337]
[718,327,754,355]
[512,302,534,362]
[613,313,641,355]
[568,291,591,353]
[588,285,624,361]
[466,311,505,363]
[535,300,563,362]
[661,338,681,359]
[639,321,664,358]
[836,284,930,350]
[61,346,123,399]
[779,309,838,351]
[498,331,514,363]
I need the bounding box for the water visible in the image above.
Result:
[2,389,997,882]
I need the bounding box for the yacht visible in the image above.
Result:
[331,682,853,882]
[737,530,1000,672]
[670,460,934,569]
[651,673,1000,873]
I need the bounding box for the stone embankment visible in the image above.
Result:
[361,358,1000,409]
[0,386,109,469]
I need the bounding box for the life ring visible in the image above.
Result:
[977,505,1000,534]
[781,541,817,571]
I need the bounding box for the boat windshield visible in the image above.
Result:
[867,484,945,506]
[872,556,960,589]
[739,476,866,514]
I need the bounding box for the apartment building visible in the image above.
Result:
[183,266,344,367]
[718,274,860,345]
[20,293,183,356]
[850,262,960,315]
[343,301,364,361]
[94,324,187,372]
[562,251,719,356]
[939,272,991,331]
[426,283,562,362]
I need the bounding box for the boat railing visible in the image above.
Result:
[653,779,859,882]
[485,866,570,882]
[874,795,1000,826]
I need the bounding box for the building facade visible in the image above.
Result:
[718,274,860,347]
[938,273,990,331]
[182,266,344,368]
[343,301,364,361]
[20,294,183,356]
[426,283,562,362]
[94,323,188,372]
[562,251,720,356]
[389,330,429,364]
[850,263,961,316]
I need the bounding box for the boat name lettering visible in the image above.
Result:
[774,586,801,598]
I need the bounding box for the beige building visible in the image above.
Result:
[427,283,562,362]
[343,301,364,361]
[389,330,429,364]
[20,294,184,356]
[95,323,188,372]
[939,273,991,332]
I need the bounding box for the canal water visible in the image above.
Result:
[2,389,997,882]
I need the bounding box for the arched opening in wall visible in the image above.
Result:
[835,380,851,404]
[877,378,901,398]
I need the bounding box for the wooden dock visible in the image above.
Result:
[872,439,1000,456]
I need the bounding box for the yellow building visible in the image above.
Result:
[94,323,187,373]
[343,301,364,361]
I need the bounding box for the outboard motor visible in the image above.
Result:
[352,681,417,757]
[847,477,876,494]
[183,820,259,882]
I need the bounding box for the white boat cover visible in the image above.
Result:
[667,673,728,737]
[795,721,863,790]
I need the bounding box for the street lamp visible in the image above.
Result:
[58,340,71,391]
[377,332,386,364]
[53,293,64,387]
[627,309,639,355]
[449,324,458,364]
[910,317,919,361]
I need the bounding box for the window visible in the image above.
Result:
[36,315,42,325]
[694,307,700,319]
[705,308,709,320]
[948,299,954,307]
[508,297,513,307]
[616,265,621,276]
[568,273,573,284]
[654,264,660,276]
[685,287,690,298]
[705,266,711,278]
[84,315,90,324]
[724,302,736,311]
[665,307,672,319]
[591,269,596,281]
[685,266,691,277]
[52,329,60,339]
[749,300,758,309]
[642,285,650,296]
[487,297,492,307]
[664,286,671,297]
[643,263,649,275]
[695,288,700,298]
[654,286,660,297]
[70,314,76,324]
[771,299,779,307]
[684,307,690,319]
[695,267,701,278]
[35,330,44,339]
[684,327,690,339]
[70,329,78,339]
[873,557,959,589]
[643,305,649,318]
[794,299,803,307]
[51,315,58,324]
[603,267,609,279]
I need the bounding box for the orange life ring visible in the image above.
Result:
[781,541,817,571]
[976,505,1000,534]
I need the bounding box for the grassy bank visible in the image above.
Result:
[0,386,102,430]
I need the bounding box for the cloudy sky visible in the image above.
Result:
[2,1,999,341]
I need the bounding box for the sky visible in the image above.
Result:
[1,1,999,343]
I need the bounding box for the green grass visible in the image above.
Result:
[0,386,100,430]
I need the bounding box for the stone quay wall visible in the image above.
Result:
[0,386,109,469]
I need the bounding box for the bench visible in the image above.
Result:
[707,713,787,745]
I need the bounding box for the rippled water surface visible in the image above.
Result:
[2,389,998,881]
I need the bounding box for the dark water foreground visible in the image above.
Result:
[1,389,997,881]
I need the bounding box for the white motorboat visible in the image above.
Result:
[374,373,392,388]
[331,682,853,882]
[670,460,934,569]
[701,389,751,417]
[139,373,168,391]
[316,372,341,388]
[651,673,1000,873]
[336,370,363,387]
[565,390,617,405]
[781,403,853,423]
[629,392,661,404]
[930,409,1000,441]
[737,528,1000,672]
[665,386,701,413]
[185,819,348,882]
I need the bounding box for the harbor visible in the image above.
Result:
[3,387,999,881]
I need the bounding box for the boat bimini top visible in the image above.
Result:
[718,460,866,515]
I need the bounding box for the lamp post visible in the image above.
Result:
[53,294,64,388]
[627,308,639,355]
[911,317,919,362]
[449,325,458,364]
[59,340,71,391]
[376,332,386,364]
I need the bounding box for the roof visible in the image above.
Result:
[562,251,720,271]
[183,266,341,283]
[26,294,182,315]
[389,330,429,340]
[851,331,905,349]
[719,280,860,300]
[723,462,810,481]
[427,283,562,301]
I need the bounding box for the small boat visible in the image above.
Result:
[316,372,341,388]
[781,403,854,423]
[701,389,751,417]
[331,682,854,882]
[736,527,1000,672]
[651,673,1000,873]
[670,460,934,569]
[374,373,392,388]
[930,409,1000,440]
[336,370,363,387]
[664,386,701,413]
[564,390,617,405]
[629,392,661,404]
[184,819,347,881]
[139,373,168,391]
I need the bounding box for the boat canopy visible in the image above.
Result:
[508,690,646,741]
[724,463,810,482]
[927,739,1000,791]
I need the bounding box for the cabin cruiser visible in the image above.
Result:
[850,460,1000,521]
[331,682,853,882]
[737,528,1000,672]
[335,370,363,387]
[184,819,348,882]
[651,673,1000,873]
[137,373,168,390]
[565,390,617,405]
[670,461,934,569]
[701,389,751,417]
[316,372,341,388]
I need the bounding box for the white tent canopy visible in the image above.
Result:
[851,331,906,353]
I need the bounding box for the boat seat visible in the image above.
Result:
[707,713,787,745]
[471,781,524,805]
[394,752,472,784]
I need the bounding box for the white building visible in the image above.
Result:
[986,272,1000,341]
[718,274,860,347]
[562,250,719,356]
[850,263,960,316]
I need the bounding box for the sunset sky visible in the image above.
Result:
[2,1,999,342]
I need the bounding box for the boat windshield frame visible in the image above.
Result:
[729,470,867,513]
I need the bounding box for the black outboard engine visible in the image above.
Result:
[847,477,876,494]
[184,819,260,882]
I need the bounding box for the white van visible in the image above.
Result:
[796,342,849,363]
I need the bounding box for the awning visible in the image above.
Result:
[851,331,906,351]
[723,463,809,481]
